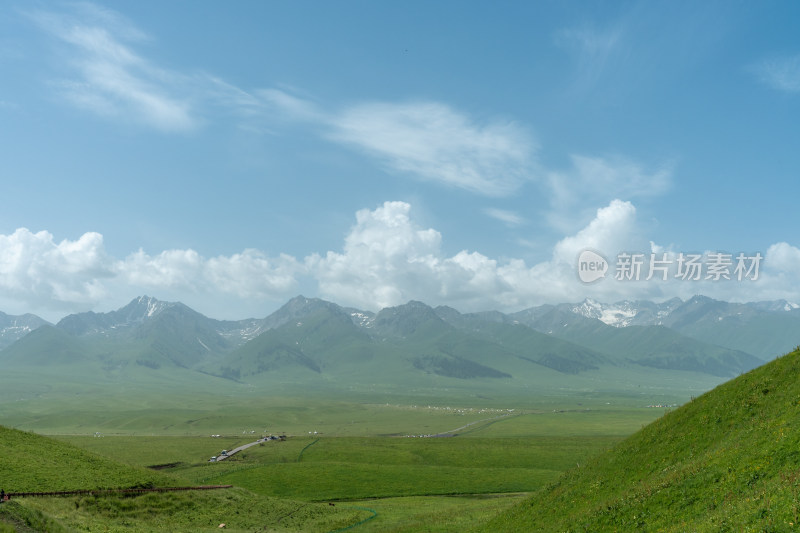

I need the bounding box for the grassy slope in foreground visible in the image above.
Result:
[0,426,371,532]
[0,425,168,492]
[477,347,800,532]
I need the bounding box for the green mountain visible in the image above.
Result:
[662,295,800,360]
[434,306,610,374]
[218,302,374,378]
[478,347,800,531]
[0,311,50,350]
[0,325,96,367]
[0,295,766,405]
[517,307,763,377]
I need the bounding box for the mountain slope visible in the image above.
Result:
[435,306,610,374]
[130,303,233,369]
[516,307,763,377]
[0,311,50,350]
[477,347,800,531]
[0,424,167,493]
[662,295,800,360]
[219,303,375,378]
[0,324,96,366]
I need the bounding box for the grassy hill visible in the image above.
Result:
[0,424,168,493]
[476,347,800,531]
[0,425,372,532]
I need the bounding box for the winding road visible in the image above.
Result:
[214,438,270,461]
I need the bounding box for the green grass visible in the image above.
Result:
[16,488,372,533]
[36,408,637,531]
[0,425,169,493]
[477,348,800,532]
[0,360,736,532]
[53,434,256,467]
[0,425,377,532]
[187,434,617,501]
[345,494,528,532]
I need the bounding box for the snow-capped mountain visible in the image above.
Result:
[0,311,51,350]
[558,295,800,360]
[569,298,683,327]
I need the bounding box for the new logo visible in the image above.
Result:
[577,250,608,283]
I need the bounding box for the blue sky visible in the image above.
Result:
[1,0,799,321]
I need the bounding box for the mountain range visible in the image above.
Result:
[1,295,798,399]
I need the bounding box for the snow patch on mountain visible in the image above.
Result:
[350,312,374,328]
[571,299,640,327]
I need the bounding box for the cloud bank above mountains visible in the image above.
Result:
[2,199,798,321]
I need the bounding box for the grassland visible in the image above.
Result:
[29,407,647,532]
[477,348,800,532]
[0,363,720,532]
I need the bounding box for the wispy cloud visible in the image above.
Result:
[751,54,800,93]
[546,155,672,232]
[555,25,622,86]
[483,208,526,227]
[328,102,536,197]
[29,4,197,131]
[260,91,539,197]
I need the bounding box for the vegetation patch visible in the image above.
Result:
[478,348,800,531]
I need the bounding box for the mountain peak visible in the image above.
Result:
[373,300,446,337]
[117,295,176,322]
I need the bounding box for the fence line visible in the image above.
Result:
[3,485,233,499]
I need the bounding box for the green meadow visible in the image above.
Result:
[1,389,664,532]
[0,356,737,532]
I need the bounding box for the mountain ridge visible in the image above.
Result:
[2,294,794,386]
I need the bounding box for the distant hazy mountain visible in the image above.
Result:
[510,306,762,377]
[0,311,50,350]
[542,295,800,360]
[2,294,795,387]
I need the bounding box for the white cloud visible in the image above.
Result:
[307,201,444,309]
[752,54,800,93]
[119,248,302,298]
[765,242,800,271]
[306,199,646,312]
[30,4,197,131]
[0,228,113,311]
[552,199,640,264]
[328,102,536,196]
[205,250,302,297]
[483,208,526,227]
[546,155,671,232]
[2,202,798,320]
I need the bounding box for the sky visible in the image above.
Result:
[1,0,799,322]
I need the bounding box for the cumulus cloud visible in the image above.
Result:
[0,228,303,317]
[306,199,646,312]
[119,248,302,297]
[546,155,671,231]
[0,228,113,310]
[2,202,798,320]
[307,201,444,309]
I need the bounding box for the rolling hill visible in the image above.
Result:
[477,346,800,531]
